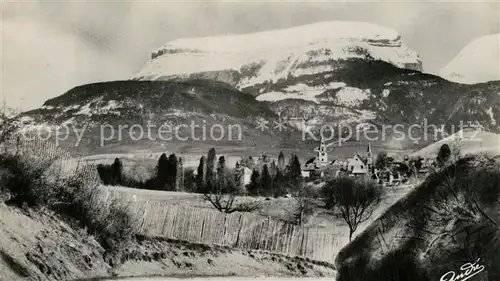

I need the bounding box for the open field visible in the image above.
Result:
[103,182,415,243]
[12,135,419,265]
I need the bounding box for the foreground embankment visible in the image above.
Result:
[0,202,337,281]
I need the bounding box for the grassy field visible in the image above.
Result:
[104,182,415,241]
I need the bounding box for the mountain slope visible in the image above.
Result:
[17,80,293,155]
[439,34,500,84]
[25,79,275,124]
[17,69,500,155]
[14,23,500,155]
[258,60,500,150]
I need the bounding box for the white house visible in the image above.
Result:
[301,170,312,178]
[345,154,369,175]
[345,143,373,176]
[242,166,253,185]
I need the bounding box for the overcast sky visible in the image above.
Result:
[1,0,499,111]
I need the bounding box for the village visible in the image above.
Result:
[237,139,433,188]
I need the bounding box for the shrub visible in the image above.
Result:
[436,144,451,167]
[246,169,260,195]
[0,154,55,206]
[0,152,137,255]
[204,165,260,214]
[97,163,114,184]
[62,181,137,252]
[182,167,197,192]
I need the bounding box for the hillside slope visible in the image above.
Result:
[440,34,500,84]
[410,129,500,159]
[17,80,299,155]
[17,70,500,156]
[335,155,500,281]
[0,203,112,280]
[0,203,337,281]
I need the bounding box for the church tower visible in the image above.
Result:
[315,138,328,166]
[367,142,373,169]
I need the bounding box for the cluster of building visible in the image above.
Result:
[234,139,433,187]
[301,140,431,185]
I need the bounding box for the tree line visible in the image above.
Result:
[97,153,183,191]
[96,149,305,198]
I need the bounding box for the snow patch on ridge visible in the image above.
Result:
[256,83,368,106]
[486,107,496,125]
[256,82,347,103]
[336,87,369,106]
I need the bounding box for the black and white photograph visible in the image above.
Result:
[1,1,499,280]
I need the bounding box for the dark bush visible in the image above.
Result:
[97,158,124,186]
[0,153,137,254]
[0,154,53,206]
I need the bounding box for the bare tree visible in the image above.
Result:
[325,177,382,241]
[290,186,315,225]
[204,192,261,214]
[204,167,260,214]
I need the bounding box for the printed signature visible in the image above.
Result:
[440,259,485,281]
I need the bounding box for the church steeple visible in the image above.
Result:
[367,142,373,168]
[314,137,328,166]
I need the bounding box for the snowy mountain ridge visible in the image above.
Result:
[134,21,423,97]
[153,21,405,53]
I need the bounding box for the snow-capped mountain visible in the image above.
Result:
[134,21,422,100]
[15,22,500,155]
[132,21,427,133]
[439,34,500,84]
